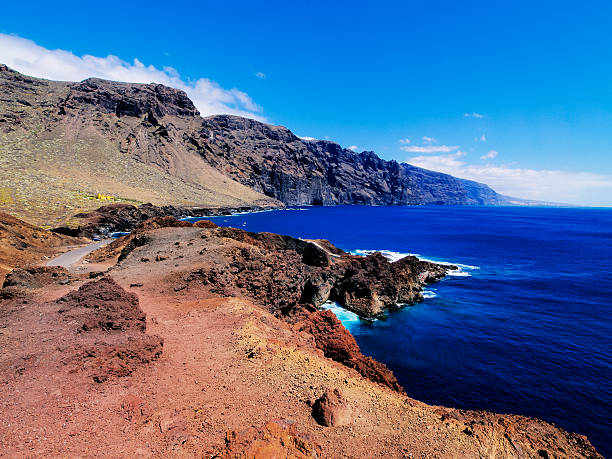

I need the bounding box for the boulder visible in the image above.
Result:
[312,388,353,427]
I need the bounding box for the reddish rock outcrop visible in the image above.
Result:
[57,277,146,332]
[312,388,354,427]
[56,277,163,382]
[221,419,321,458]
[193,219,217,229]
[304,309,405,393]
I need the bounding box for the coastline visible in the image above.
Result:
[0,209,605,456]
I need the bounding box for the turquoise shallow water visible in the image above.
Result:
[189,205,612,457]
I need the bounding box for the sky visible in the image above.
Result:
[1,0,612,205]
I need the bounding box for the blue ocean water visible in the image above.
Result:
[198,206,612,456]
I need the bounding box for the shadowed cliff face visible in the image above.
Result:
[197,115,506,206]
[0,64,508,228]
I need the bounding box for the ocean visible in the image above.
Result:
[195,205,612,456]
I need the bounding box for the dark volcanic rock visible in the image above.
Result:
[330,252,452,317]
[60,203,271,238]
[60,78,199,119]
[197,115,507,206]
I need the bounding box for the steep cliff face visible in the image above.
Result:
[0,64,509,227]
[197,115,506,206]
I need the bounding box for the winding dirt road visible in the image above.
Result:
[46,239,112,268]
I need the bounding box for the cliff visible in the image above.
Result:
[0,65,280,227]
[198,114,506,206]
[0,65,510,226]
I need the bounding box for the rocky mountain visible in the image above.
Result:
[0,64,511,225]
[198,115,507,206]
[0,65,279,226]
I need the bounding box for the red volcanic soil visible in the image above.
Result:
[0,217,603,458]
[0,211,82,283]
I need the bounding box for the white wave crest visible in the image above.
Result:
[352,248,479,277]
[352,249,417,262]
[320,301,367,327]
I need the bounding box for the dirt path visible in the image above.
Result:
[46,239,112,268]
[303,239,341,258]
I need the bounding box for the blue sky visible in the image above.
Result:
[2,1,612,205]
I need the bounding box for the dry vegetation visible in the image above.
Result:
[0,65,278,227]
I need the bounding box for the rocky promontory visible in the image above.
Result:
[0,212,603,457]
[52,202,280,239]
[99,216,451,320]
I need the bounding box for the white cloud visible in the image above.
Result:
[400,145,459,153]
[255,71,266,79]
[422,136,436,143]
[406,153,612,205]
[399,138,411,144]
[0,33,264,120]
[347,145,358,151]
[481,150,498,160]
[298,136,317,141]
[475,134,486,142]
[464,112,485,118]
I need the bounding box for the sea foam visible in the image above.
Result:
[351,249,479,277]
[320,301,364,328]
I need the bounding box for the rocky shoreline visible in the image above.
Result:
[84,212,453,319]
[51,202,282,239]
[0,211,603,457]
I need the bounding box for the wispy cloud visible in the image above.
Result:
[422,136,436,143]
[255,71,266,79]
[399,138,411,144]
[400,145,459,153]
[475,134,487,142]
[464,112,485,119]
[406,153,612,204]
[480,150,498,160]
[0,33,265,120]
[347,145,358,151]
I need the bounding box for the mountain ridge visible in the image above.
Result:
[1,64,528,226]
